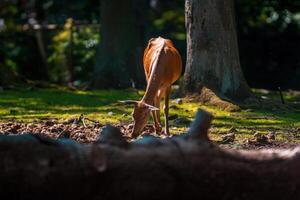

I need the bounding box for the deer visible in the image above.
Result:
[121,37,182,138]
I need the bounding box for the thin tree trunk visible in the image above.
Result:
[35,29,50,80]
[93,0,144,89]
[184,0,252,101]
[33,0,50,81]
[67,22,74,83]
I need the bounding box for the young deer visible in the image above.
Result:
[121,37,182,138]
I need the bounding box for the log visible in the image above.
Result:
[0,110,300,200]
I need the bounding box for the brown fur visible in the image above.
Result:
[131,37,182,138]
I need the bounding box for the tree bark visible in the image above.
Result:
[93,0,145,89]
[35,29,50,80]
[184,0,252,101]
[0,110,300,200]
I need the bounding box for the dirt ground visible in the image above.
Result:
[0,117,299,150]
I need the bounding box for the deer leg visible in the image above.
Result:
[152,95,162,134]
[164,86,171,136]
[150,110,160,134]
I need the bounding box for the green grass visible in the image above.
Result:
[0,88,299,142]
[0,88,140,124]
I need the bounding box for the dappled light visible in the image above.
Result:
[1,0,300,199]
[0,88,299,148]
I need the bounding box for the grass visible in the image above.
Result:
[0,87,300,142]
[0,88,139,124]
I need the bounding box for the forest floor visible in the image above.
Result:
[0,86,300,150]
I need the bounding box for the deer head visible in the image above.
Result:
[120,100,159,138]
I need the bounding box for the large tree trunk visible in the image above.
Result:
[0,110,300,200]
[184,0,252,101]
[93,0,145,89]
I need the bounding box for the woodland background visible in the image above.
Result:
[1,0,300,90]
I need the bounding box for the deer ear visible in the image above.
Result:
[119,100,139,105]
[142,102,160,111]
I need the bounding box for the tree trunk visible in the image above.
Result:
[93,0,145,89]
[35,29,50,80]
[0,110,300,200]
[184,0,252,101]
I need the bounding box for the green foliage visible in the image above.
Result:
[0,2,20,71]
[0,0,100,84]
[236,0,300,32]
[153,10,185,40]
[48,18,100,83]
[147,1,186,64]
[71,25,99,83]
